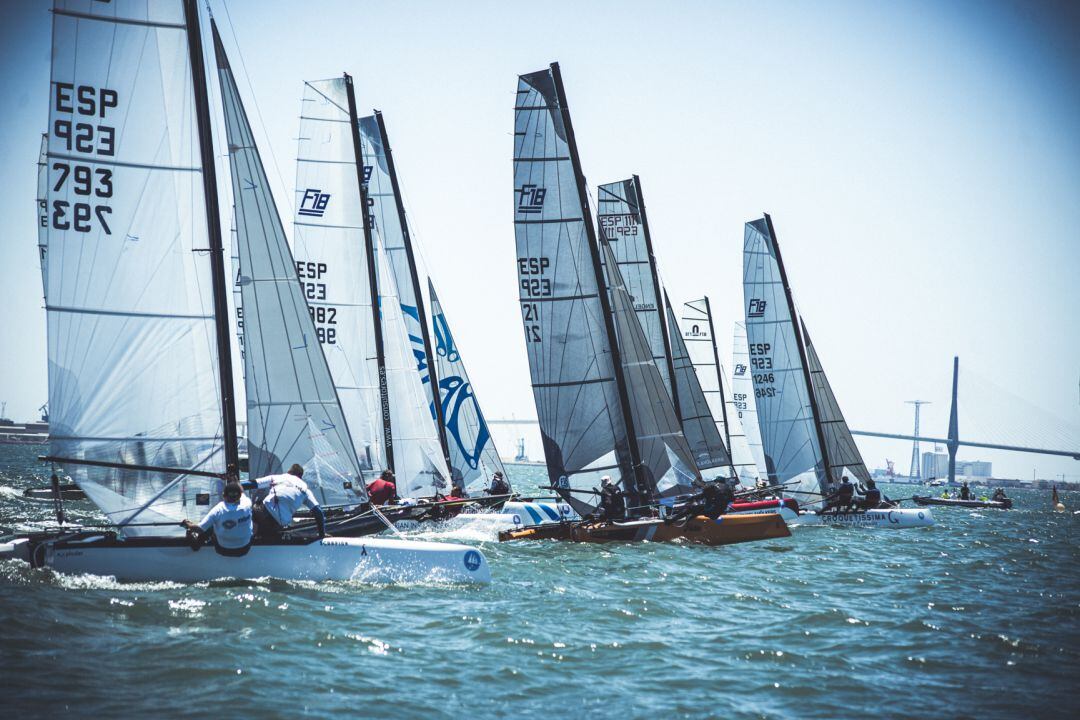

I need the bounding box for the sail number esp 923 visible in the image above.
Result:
[50,84,115,235]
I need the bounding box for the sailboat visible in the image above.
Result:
[729,320,769,480]
[743,214,932,528]
[675,300,800,521]
[291,86,506,521]
[499,63,787,544]
[0,0,489,583]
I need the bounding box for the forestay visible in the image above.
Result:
[730,321,767,484]
[743,217,827,506]
[601,240,699,498]
[214,24,365,506]
[596,177,674,396]
[374,232,451,498]
[46,0,227,534]
[430,280,507,494]
[665,295,734,476]
[804,323,872,487]
[513,66,631,517]
[292,78,384,473]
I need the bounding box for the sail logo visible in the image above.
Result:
[517,184,547,214]
[299,188,331,217]
[734,363,747,376]
[685,324,706,338]
[748,298,767,317]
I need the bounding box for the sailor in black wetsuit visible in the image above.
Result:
[700,481,734,519]
[835,476,856,512]
[960,482,971,500]
[858,478,883,509]
[487,471,510,496]
[595,476,626,522]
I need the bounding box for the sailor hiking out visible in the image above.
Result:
[246,464,326,539]
[180,481,254,556]
[488,471,510,496]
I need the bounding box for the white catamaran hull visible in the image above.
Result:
[502,500,579,526]
[790,508,934,528]
[37,536,491,584]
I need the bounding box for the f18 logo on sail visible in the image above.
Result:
[748,299,767,317]
[734,363,747,376]
[517,184,547,214]
[299,188,331,217]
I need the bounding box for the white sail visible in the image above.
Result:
[46,0,228,535]
[375,232,451,497]
[743,217,827,507]
[214,24,365,507]
[356,115,439,418]
[730,321,767,484]
[430,280,507,494]
[292,78,384,473]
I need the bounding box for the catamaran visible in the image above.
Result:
[499,63,788,545]
[0,0,489,583]
[743,215,932,529]
[291,82,509,525]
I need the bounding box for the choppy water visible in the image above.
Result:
[1,444,1077,719]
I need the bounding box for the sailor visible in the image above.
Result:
[488,471,511,496]
[836,476,856,511]
[180,481,253,556]
[450,475,468,499]
[700,481,734,519]
[960,482,971,500]
[366,469,398,506]
[247,464,326,540]
[859,478,883,509]
[596,476,626,521]
[991,488,1008,503]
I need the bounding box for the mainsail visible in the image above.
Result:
[214,23,364,506]
[292,78,384,472]
[374,232,451,497]
[664,294,735,477]
[357,113,447,452]
[743,215,830,506]
[731,321,767,482]
[596,177,676,398]
[429,280,507,494]
[513,64,635,516]
[601,240,699,497]
[804,322,873,486]
[44,0,237,534]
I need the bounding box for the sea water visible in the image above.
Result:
[1,444,1076,719]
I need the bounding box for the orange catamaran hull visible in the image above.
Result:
[498,513,790,545]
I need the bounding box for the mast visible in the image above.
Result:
[550,62,647,507]
[373,110,451,467]
[184,0,238,479]
[702,295,735,468]
[344,74,394,472]
[634,175,681,421]
[765,214,832,484]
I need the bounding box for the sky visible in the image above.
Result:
[1,0,1077,480]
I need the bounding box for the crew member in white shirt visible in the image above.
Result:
[245,464,326,540]
[180,481,254,556]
